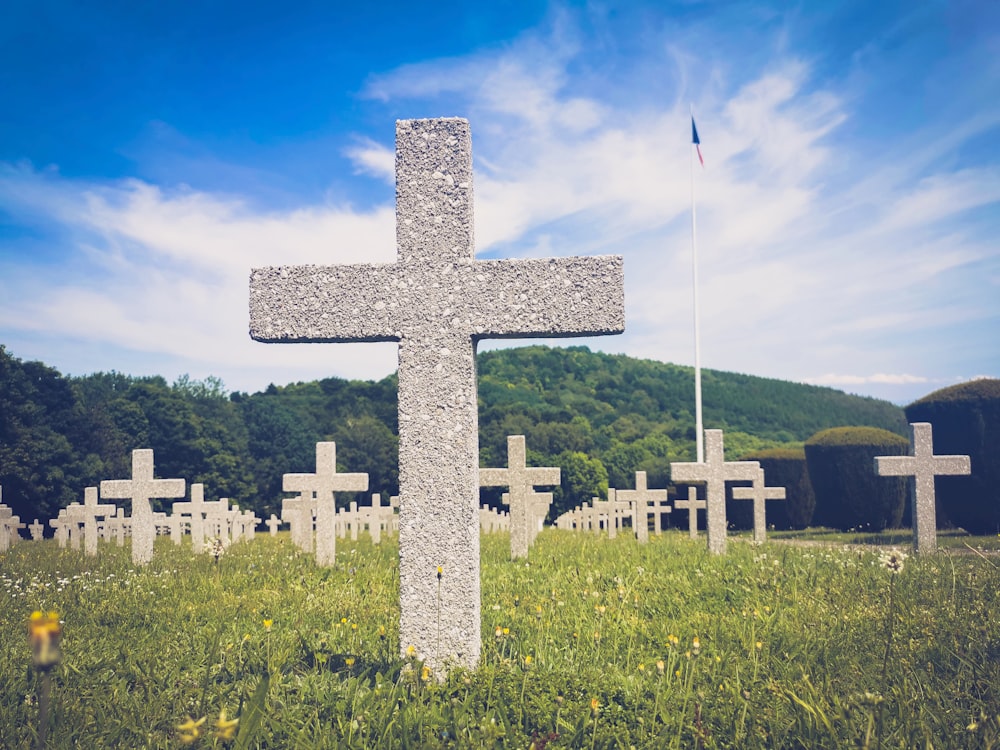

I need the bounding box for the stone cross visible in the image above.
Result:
[0,504,21,552]
[731,466,785,543]
[266,514,281,536]
[480,435,560,559]
[28,518,44,541]
[283,442,368,565]
[68,487,117,556]
[249,117,625,672]
[49,510,69,548]
[63,503,84,550]
[673,486,706,539]
[282,493,316,552]
[615,471,669,543]
[100,449,186,565]
[671,430,759,554]
[875,422,972,555]
[173,484,225,554]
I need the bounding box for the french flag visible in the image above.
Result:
[692,117,704,166]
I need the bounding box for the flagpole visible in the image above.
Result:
[690,109,704,463]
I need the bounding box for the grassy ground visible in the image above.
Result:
[2,530,999,748]
[765,527,1000,551]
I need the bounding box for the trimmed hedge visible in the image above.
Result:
[804,427,909,531]
[905,379,1000,534]
[729,446,815,530]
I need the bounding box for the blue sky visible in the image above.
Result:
[1,1,997,406]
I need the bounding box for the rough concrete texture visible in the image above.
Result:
[0,502,18,553]
[249,117,625,672]
[28,519,44,541]
[283,442,368,566]
[731,466,785,543]
[875,422,971,555]
[480,435,560,558]
[615,471,668,543]
[100,449,186,565]
[282,493,316,552]
[673,486,706,538]
[68,486,116,556]
[671,430,759,554]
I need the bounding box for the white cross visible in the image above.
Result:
[875,422,971,555]
[66,487,117,556]
[173,483,226,554]
[671,430,759,554]
[731,466,786,543]
[615,471,669,543]
[480,435,560,558]
[265,514,282,536]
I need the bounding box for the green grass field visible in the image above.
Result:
[3,530,999,748]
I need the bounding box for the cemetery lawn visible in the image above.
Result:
[3,532,999,749]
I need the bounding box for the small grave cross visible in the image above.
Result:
[731,466,785,543]
[250,118,624,671]
[283,442,368,566]
[28,518,44,541]
[671,430,759,554]
[875,422,971,555]
[173,484,226,554]
[480,435,560,559]
[673,486,707,538]
[68,487,117,556]
[266,514,282,536]
[100,449,186,565]
[615,471,669,543]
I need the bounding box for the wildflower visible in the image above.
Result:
[345,657,356,667]
[590,697,600,716]
[667,634,679,647]
[28,611,62,670]
[879,548,907,574]
[495,626,503,638]
[755,641,763,650]
[177,716,206,744]
[378,625,386,639]
[209,536,226,561]
[437,566,443,580]
[692,636,701,655]
[421,665,432,682]
[214,708,239,741]
[523,654,533,668]
[656,660,665,675]
[263,619,273,632]
[406,644,417,658]
[503,627,510,636]
[637,662,645,671]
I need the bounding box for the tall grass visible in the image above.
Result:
[2,530,998,748]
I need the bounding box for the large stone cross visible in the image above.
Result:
[249,117,625,671]
[615,471,669,543]
[875,422,971,555]
[0,503,20,552]
[67,487,117,556]
[671,430,759,554]
[283,442,368,566]
[731,466,785,543]
[480,435,560,559]
[100,449,186,565]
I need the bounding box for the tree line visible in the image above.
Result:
[0,344,908,525]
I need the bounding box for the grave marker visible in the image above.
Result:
[68,487,117,556]
[249,117,625,671]
[283,442,368,565]
[731,466,785,543]
[100,449,186,565]
[671,430,759,554]
[266,514,282,536]
[480,435,560,558]
[875,422,972,555]
[28,519,44,541]
[615,471,669,543]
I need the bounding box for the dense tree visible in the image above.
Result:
[734,447,816,530]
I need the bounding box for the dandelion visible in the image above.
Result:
[495,626,503,638]
[656,659,665,675]
[28,610,62,670]
[692,636,701,655]
[263,619,273,632]
[405,644,417,658]
[177,716,206,745]
[214,708,239,741]
[667,634,679,647]
[345,657,356,667]
[421,665,432,682]
[755,641,763,650]
[879,548,907,574]
[523,654,533,669]
[590,697,600,716]
[437,565,443,580]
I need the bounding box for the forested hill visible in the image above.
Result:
[0,343,906,523]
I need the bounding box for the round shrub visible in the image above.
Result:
[804,427,909,531]
[729,446,815,530]
[905,379,1000,534]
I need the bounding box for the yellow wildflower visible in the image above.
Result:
[345,657,356,667]
[177,715,206,744]
[214,708,239,741]
[405,644,417,658]
[656,659,665,675]
[28,610,62,670]
[263,619,273,632]
[692,636,701,655]
[421,665,432,682]
[590,697,600,716]
[495,626,503,638]
[437,566,443,580]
